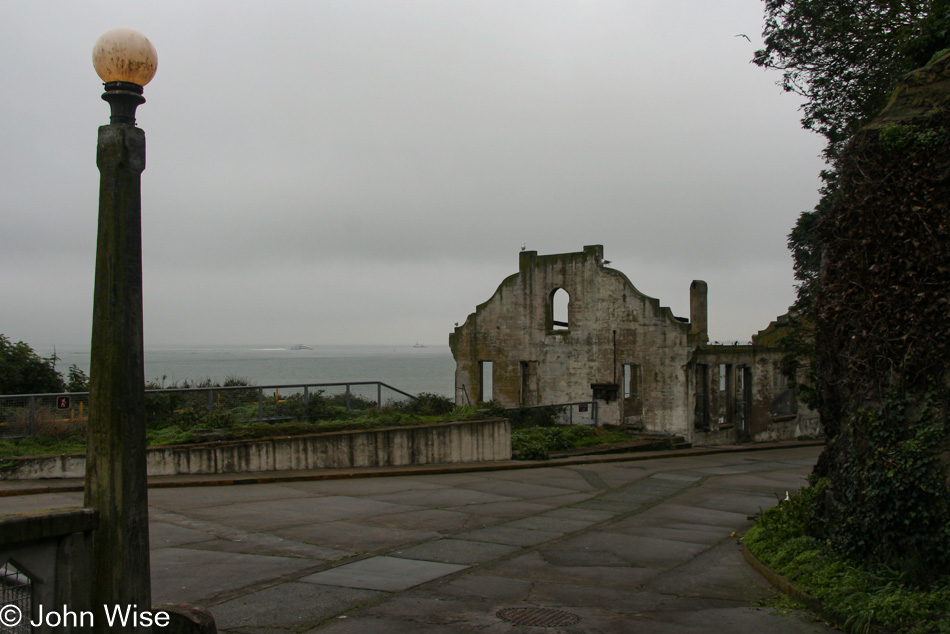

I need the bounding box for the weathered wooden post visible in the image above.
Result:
[85,28,157,630]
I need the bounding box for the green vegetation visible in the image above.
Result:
[0,389,474,459]
[0,335,87,395]
[754,1,950,606]
[511,425,633,460]
[483,402,566,430]
[746,485,950,633]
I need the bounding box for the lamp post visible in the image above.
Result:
[86,27,157,623]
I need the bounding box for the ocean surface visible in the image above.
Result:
[40,344,456,398]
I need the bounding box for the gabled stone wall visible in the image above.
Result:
[450,245,696,431]
[450,245,819,445]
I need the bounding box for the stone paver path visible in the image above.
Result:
[4,446,834,632]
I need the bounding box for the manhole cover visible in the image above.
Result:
[496,607,581,627]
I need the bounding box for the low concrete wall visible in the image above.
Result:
[0,419,511,480]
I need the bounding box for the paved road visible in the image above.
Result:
[5,445,833,632]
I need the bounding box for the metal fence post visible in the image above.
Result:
[258,388,264,422]
[377,383,382,409]
[208,389,214,414]
[28,396,36,436]
[304,386,309,410]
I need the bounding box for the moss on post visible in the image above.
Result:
[85,122,151,625]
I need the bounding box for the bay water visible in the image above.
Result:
[43,344,456,398]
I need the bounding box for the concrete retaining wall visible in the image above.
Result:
[0,419,511,480]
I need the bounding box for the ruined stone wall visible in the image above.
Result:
[450,245,693,432]
[694,340,820,445]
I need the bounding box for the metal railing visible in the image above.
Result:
[0,382,417,439]
[0,562,31,634]
[502,401,598,427]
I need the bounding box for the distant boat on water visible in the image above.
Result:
[413,342,426,348]
[289,344,313,350]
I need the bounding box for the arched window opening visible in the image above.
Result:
[551,288,570,331]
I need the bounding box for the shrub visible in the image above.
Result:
[747,484,950,633]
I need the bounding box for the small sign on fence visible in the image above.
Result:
[578,403,588,413]
[57,396,71,410]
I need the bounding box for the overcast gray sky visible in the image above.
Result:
[1,0,826,348]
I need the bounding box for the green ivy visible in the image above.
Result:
[747,484,950,633]
[811,387,950,585]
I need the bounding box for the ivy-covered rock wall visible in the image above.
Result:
[812,52,950,583]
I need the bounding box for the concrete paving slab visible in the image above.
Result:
[571,498,638,514]
[651,472,703,482]
[452,479,580,499]
[210,581,386,632]
[428,573,533,601]
[392,538,520,565]
[455,524,564,547]
[704,471,810,493]
[454,499,561,518]
[477,469,600,491]
[149,521,216,548]
[520,491,600,507]
[645,539,772,601]
[539,507,615,523]
[670,486,780,516]
[147,482,313,510]
[186,495,422,531]
[150,547,316,604]
[634,502,753,530]
[301,556,467,592]
[618,525,729,545]
[365,487,517,508]
[540,549,630,568]
[3,443,833,632]
[191,530,350,561]
[550,532,707,568]
[307,616,450,633]
[693,466,758,475]
[350,507,501,534]
[503,515,596,533]
[408,472,493,486]
[616,606,831,633]
[480,550,659,591]
[281,476,443,496]
[0,491,82,513]
[523,580,712,612]
[274,520,440,554]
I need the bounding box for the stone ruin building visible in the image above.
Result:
[449,245,819,446]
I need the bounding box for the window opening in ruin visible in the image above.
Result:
[771,361,796,419]
[551,288,570,330]
[738,366,752,441]
[520,361,539,406]
[695,364,710,430]
[479,361,494,403]
[718,364,731,426]
[623,364,643,419]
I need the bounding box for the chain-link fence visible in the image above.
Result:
[0,562,31,634]
[0,382,416,439]
[502,401,598,429]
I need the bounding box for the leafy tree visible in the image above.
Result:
[754,0,950,157]
[757,0,950,399]
[755,1,950,585]
[0,335,65,395]
[66,364,89,393]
